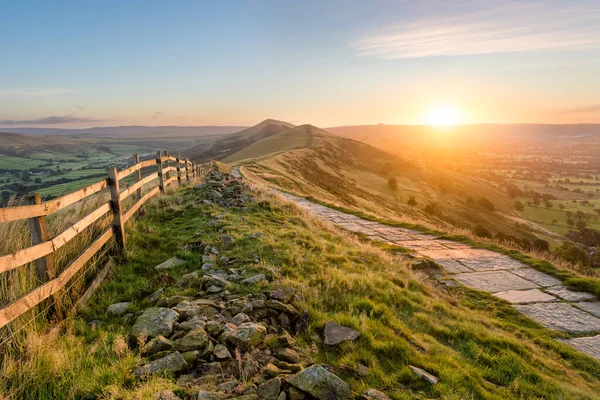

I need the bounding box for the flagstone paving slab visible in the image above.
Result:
[514,303,600,334]
[435,259,473,274]
[510,268,562,287]
[454,271,539,293]
[493,289,557,304]
[453,256,524,272]
[575,302,600,318]
[560,336,600,360]
[545,286,596,302]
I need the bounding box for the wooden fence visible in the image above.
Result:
[0,152,210,331]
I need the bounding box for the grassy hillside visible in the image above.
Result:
[230,125,551,247]
[2,182,600,399]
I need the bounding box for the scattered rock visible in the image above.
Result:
[106,302,132,316]
[227,323,267,350]
[264,363,291,377]
[408,365,438,385]
[132,308,179,338]
[148,288,164,303]
[257,377,281,400]
[135,351,186,377]
[141,335,174,355]
[288,365,351,400]
[276,348,300,363]
[217,380,239,392]
[323,321,359,346]
[265,300,297,315]
[155,390,181,400]
[276,392,286,400]
[181,350,200,363]
[176,271,200,287]
[155,257,187,271]
[357,363,369,377]
[231,313,251,325]
[270,288,295,304]
[241,274,266,285]
[221,235,234,247]
[197,390,227,400]
[287,388,305,400]
[359,389,390,400]
[213,343,232,359]
[174,327,209,352]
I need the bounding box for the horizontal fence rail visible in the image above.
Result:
[0,151,212,332]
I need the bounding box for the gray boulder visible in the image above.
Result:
[106,302,132,316]
[257,377,281,400]
[154,257,187,271]
[227,322,266,350]
[174,327,209,352]
[132,308,179,338]
[359,389,391,400]
[241,274,266,285]
[288,365,350,400]
[323,321,359,345]
[135,351,186,377]
[141,335,174,355]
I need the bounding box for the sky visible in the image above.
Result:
[1,0,600,128]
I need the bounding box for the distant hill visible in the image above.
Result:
[0,125,246,137]
[185,119,295,162]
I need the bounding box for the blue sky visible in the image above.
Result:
[1,0,600,127]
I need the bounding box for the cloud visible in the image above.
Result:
[559,105,600,114]
[353,1,600,59]
[0,88,75,96]
[152,111,165,119]
[0,115,102,125]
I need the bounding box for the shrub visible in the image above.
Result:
[553,241,591,267]
[532,239,550,252]
[477,197,496,211]
[514,200,524,211]
[473,224,492,238]
[387,177,398,191]
[407,196,417,206]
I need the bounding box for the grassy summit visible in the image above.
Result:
[2,180,600,399]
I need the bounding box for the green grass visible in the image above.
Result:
[0,156,46,170]
[3,185,600,399]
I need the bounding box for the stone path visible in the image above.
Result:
[272,190,600,360]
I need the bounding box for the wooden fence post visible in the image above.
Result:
[185,158,190,182]
[107,167,126,253]
[164,150,170,183]
[133,154,142,201]
[176,154,182,185]
[27,193,56,281]
[157,151,165,193]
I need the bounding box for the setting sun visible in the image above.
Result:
[425,105,461,127]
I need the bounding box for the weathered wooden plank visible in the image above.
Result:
[0,228,113,328]
[0,204,46,222]
[123,186,160,223]
[0,241,54,275]
[161,166,176,175]
[74,257,114,311]
[119,173,158,201]
[168,156,178,162]
[51,202,111,250]
[157,151,165,194]
[117,159,157,180]
[45,179,109,215]
[176,154,182,185]
[164,176,178,187]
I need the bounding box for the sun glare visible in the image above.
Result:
[425,105,461,127]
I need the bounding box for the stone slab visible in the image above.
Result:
[560,335,600,360]
[510,269,562,287]
[545,286,596,302]
[418,248,499,260]
[493,289,557,304]
[435,259,473,274]
[514,302,600,334]
[575,302,600,318]
[454,271,539,293]
[454,256,523,272]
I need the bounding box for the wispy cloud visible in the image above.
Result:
[0,115,101,125]
[559,105,600,114]
[152,111,165,119]
[0,88,75,96]
[353,1,600,59]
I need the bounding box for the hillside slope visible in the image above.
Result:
[185,119,295,163]
[230,125,548,244]
[3,174,600,399]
